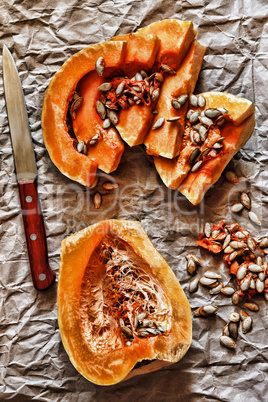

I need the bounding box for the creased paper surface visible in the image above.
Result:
[0,1,268,401]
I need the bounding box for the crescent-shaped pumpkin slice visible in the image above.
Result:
[154,92,255,204]
[111,19,197,147]
[58,220,192,386]
[144,40,206,159]
[42,41,127,186]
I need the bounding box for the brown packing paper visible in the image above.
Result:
[0,1,268,401]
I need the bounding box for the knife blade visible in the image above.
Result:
[3,45,55,290]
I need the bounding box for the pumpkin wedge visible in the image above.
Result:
[42,41,127,186]
[154,92,255,204]
[58,220,192,386]
[112,19,196,147]
[144,40,206,158]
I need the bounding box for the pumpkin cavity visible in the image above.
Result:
[79,234,171,352]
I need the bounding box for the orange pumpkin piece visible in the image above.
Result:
[42,41,127,186]
[112,19,197,147]
[144,40,206,158]
[58,220,192,385]
[155,92,255,205]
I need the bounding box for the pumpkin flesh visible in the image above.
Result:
[58,220,192,385]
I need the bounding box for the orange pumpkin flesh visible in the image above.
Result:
[42,41,127,186]
[58,220,192,386]
[112,20,197,147]
[154,92,255,204]
[144,40,206,158]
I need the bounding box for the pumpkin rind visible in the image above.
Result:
[41,41,127,186]
[144,40,206,158]
[58,220,192,386]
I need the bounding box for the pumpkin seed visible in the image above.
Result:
[108,110,119,125]
[157,326,167,333]
[229,241,246,250]
[177,94,188,106]
[121,326,133,338]
[98,82,112,91]
[187,258,197,275]
[222,234,231,249]
[93,192,102,209]
[228,312,240,322]
[152,117,164,130]
[152,109,158,114]
[236,263,248,280]
[189,94,198,107]
[137,329,149,337]
[242,316,252,333]
[222,324,230,337]
[259,271,266,281]
[240,310,249,321]
[186,109,194,119]
[135,72,143,81]
[71,96,83,111]
[189,110,200,124]
[240,192,251,209]
[189,148,200,164]
[204,270,221,279]
[106,101,118,110]
[220,335,236,349]
[244,302,259,311]
[132,85,141,92]
[95,100,106,120]
[202,304,218,316]
[229,251,238,262]
[95,57,105,76]
[189,277,199,293]
[217,107,229,114]
[248,263,262,273]
[249,211,261,226]
[185,254,202,265]
[259,237,268,248]
[204,222,211,238]
[213,142,223,149]
[212,229,221,239]
[226,223,240,233]
[140,69,147,78]
[257,256,263,266]
[171,99,181,110]
[103,118,111,129]
[77,141,87,154]
[216,115,226,126]
[116,81,125,96]
[192,123,201,132]
[133,95,140,101]
[151,88,160,102]
[224,170,238,184]
[240,274,252,292]
[191,160,202,173]
[209,282,223,294]
[232,290,242,305]
[89,134,99,145]
[141,319,152,328]
[199,125,208,142]
[230,203,243,213]
[167,116,181,122]
[256,278,264,293]
[89,176,99,190]
[228,322,238,339]
[199,116,213,127]
[199,276,217,287]
[198,95,206,108]
[200,148,210,159]
[161,64,176,74]
[205,108,222,119]
[221,286,235,296]
[224,245,235,254]
[102,182,118,191]
[137,312,148,320]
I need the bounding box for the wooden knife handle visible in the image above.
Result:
[18,180,56,290]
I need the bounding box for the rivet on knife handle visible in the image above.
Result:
[18,180,56,290]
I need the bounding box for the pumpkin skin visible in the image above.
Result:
[144,40,206,158]
[112,19,197,147]
[154,92,255,205]
[58,220,192,386]
[42,41,127,186]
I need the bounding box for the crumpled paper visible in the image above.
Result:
[0,0,268,401]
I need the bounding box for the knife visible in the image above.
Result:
[3,45,56,290]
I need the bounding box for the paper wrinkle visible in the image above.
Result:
[0,0,268,400]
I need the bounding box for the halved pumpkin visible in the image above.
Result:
[112,19,197,147]
[154,92,255,204]
[42,41,127,186]
[144,40,206,158]
[58,220,192,386]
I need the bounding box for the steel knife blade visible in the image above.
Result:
[3,45,55,290]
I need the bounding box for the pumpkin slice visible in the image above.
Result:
[42,41,127,186]
[144,40,206,158]
[154,92,255,204]
[58,220,192,386]
[112,19,197,147]
[73,70,124,173]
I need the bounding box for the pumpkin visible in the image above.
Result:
[42,40,127,186]
[154,92,255,205]
[144,40,206,158]
[58,220,192,385]
[112,19,197,147]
